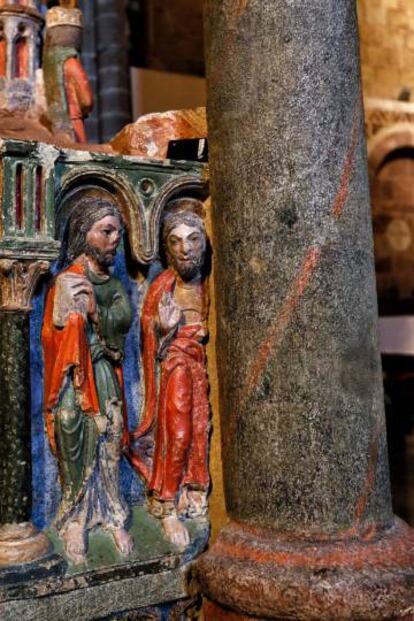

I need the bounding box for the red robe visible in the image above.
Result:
[63,57,94,143]
[42,262,128,455]
[129,269,210,501]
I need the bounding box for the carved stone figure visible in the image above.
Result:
[130,197,210,548]
[42,197,133,564]
[42,5,93,143]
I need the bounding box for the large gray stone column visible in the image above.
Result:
[196,1,414,619]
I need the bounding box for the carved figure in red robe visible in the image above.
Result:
[43,7,93,143]
[129,197,210,548]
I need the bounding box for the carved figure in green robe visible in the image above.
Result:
[42,197,133,564]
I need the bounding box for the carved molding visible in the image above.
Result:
[0,258,49,310]
[55,167,208,265]
[365,97,414,140]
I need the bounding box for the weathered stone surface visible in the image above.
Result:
[197,518,414,620]
[0,564,189,621]
[110,107,207,159]
[0,552,66,586]
[198,0,414,617]
[0,310,31,524]
[358,0,414,100]
[205,0,389,538]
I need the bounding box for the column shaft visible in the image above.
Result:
[0,310,31,525]
[197,1,414,618]
[206,0,389,536]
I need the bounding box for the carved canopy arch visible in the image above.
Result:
[145,174,209,263]
[54,166,146,263]
[55,167,209,264]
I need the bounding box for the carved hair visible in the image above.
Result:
[61,197,122,265]
[161,197,206,247]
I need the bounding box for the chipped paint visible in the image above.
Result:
[331,103,361,218]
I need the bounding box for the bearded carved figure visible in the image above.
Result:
[42,197,134,564]
[129,197,210,548]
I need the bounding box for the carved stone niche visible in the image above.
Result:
[0,137,211,620]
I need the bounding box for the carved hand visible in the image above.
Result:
[158,292,182,332]
[59,273,98,321]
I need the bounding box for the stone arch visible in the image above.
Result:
[13,22,28,79]
[55,168,208,264]
[144,174,209,263]
[367,123,414,184]
[55,166,146,263]
[368,123,414,309]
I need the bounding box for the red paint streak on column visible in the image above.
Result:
[354,424,381,524]
[213,523,414,570]
[331,105,361,218]
[238,98,361,401]
[244,246,321,399]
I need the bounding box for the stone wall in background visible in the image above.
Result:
[138,0,204,77]
[358,0,414,100]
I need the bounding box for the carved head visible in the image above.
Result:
[45,6,83,50]
[45,25,83,50]
[64,197,123,268]
[162,197,207,281]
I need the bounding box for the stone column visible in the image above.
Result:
[95,0,131,141]
[0,260,52,568]
[196,1,414,619]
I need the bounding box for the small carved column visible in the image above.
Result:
[0,259,51,566]
[0,140,60,570]
[197,1,414,619]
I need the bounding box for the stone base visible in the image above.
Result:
[0,507,210,621]
[0,553,67,587]
[195,518,414,621]
[204,598,265,620]
[0,554,191,621]
[0,522,51,566]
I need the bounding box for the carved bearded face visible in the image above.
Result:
[166,222,206,281]
[85,215,123,268]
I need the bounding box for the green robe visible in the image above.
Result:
[54,270,132,534]
[43,45,79,138]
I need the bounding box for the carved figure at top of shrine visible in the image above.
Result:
[0,0,43,111]
[42,4,93,142]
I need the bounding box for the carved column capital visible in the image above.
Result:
[0,258,49,311]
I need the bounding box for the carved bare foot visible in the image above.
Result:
[112,527,134,556]
[178,488,208,519]
[62,522,86,565]
[162,515,190,549]
[187,490,208,518]
[177,487,190,516]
